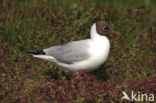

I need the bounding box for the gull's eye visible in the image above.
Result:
[103,26,109,31]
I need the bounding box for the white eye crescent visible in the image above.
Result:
[103,26,109,31]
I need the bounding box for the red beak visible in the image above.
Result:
[111,30,120,36]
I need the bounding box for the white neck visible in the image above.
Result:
[90,23,101,40]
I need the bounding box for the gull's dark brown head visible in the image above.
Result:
[96,21,120,36]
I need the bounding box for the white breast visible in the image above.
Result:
[67,36,110,72]
[88,36,110,69]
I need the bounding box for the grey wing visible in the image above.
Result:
[43,40,90,64]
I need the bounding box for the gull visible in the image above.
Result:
[26,21,120,72]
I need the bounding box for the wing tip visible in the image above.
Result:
[25,50,46,55]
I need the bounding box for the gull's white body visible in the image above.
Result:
[33,24,110,72]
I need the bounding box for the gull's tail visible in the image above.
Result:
[26,50,56,62]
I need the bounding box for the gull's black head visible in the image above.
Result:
[96,21,120,36]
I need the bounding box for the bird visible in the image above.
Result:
[26,21,120,72]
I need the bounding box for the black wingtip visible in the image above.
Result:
[25,50,45,55]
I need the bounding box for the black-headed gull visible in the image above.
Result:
[26,21,120,72]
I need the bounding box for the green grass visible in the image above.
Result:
[0,0,156,102]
